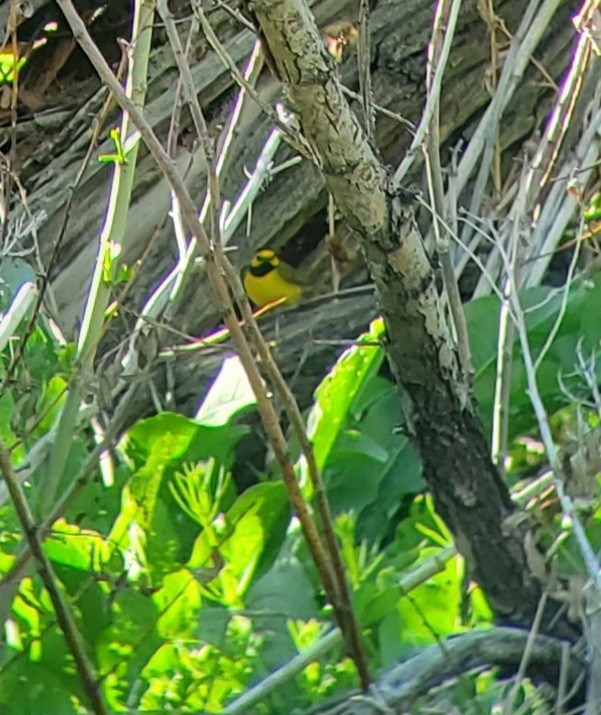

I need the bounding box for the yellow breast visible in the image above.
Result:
[243,257,302,308]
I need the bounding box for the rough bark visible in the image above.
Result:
[4,0,567,430]
[241,0,557,624]
[1,0,578,615]
[3,0,573,329]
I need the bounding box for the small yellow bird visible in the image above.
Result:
[242,249,303,308]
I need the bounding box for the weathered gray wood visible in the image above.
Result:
[2,0,576,424]
[5,0,573,323]
[309,627,583,714]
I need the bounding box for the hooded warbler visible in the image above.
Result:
[242,249,303,307]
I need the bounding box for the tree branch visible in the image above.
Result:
[243,0,547,624]
[0,441,109,715]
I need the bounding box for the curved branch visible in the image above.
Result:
[312,627,583,714]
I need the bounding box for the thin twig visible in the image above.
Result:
[423,0,473,378]
[39,0,155,513]
[159,0,370,685]
[502,591,548,715]
[224,629,343,714]
[453,0,563,200]
[510,280,601,585]
[393,0,461,185]
[357,0,375,142]
[340,85,415,131]
[58,0,370,688]
[490,157,530,470]
[193,0,306,152]
[459,0,551,241]
[0,65,125,398]
[0,441,109,715]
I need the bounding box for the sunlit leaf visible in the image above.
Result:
[196,355,256,426]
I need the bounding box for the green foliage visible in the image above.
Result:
[1,271,600,713]
[409,667,553,714]
[0,50,26,84]
[307,318,422,542]
[469,274,601,437]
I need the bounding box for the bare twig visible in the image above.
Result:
[60,0,370,688]
[357,0,375,142]
[507,218,601,711]
[158,0,370,685]
[502,591,549,715]
[193,0,306,152]
[0,58,126,400]
[490,158,529,471]
[453,0,563,201]
[423,0,473,378]
[513,297,600,583]
[340,85,415,131]
[393,0,461,184]
[0,441,109,715]
[539,30,592,188]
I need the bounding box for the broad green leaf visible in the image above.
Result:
[225,481,291,580]
[469,274,601,438]
[124,411,248,469]
[152,568,202,638]
[44,519,109,571]
[0,390,16,447]
[308,318,385,471]
[113,414,249,582]
[378,608,403,667]
[122,412,201,468]
[395,549,465,650]
[246,556,320,670]
[0,660,80,715]
[188,482,291,605]
[306,319,423,543]
[196,355,256,426]
[96,589,161,710]
[33,375,67,434]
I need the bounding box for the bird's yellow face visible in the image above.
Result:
[243,249,302,308]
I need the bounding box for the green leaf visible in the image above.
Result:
[469,275,601,438]
[0,390,16,446]
[196,355,256,426]
[96,589,161,710]
[308,318,385,472]
[124,411,248,469]
[152,568,202,638]
[246,556,320,670]
[0,51,26,84]
[188,481,291,606]
[0,660,80,715]
[34,375,67,434]
[44,519,109,571]
[307,321,423,543]
[396,550,465,649]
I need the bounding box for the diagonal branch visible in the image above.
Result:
[56,0,371,688]
[158,0,370,686]
[242,0,550,625]
[0,441,109,715]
